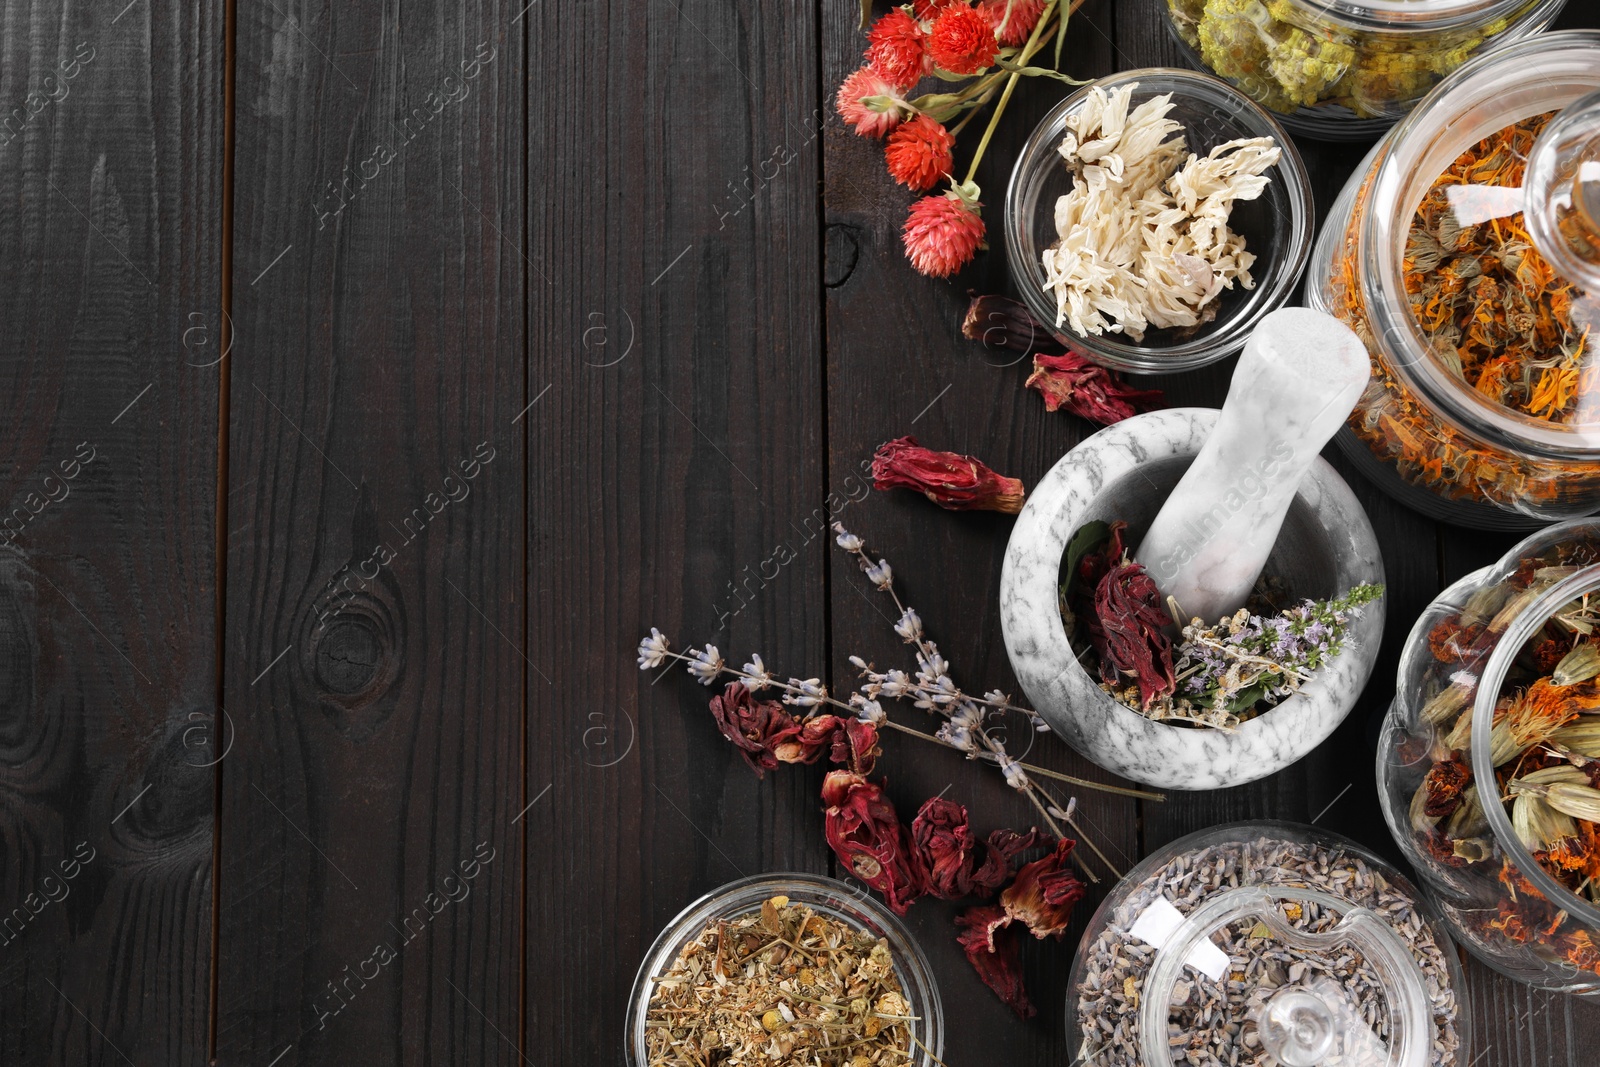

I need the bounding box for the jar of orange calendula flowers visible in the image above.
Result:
[1307,30,1600,529]
[1378,520,1600,992]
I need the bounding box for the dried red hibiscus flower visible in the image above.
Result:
[709,682,800,777]
[872,435,1024,514]
[709,684,882,777]
[822,771,927,914]
[911,796,1047,900]
[1000,837,1087,939]
[1026,351,1164,426]
[956,904,1035,1019]
[1094,558,1176,709]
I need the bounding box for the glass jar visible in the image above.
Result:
[625,873,945,1066]
[1306,31,1600,529]
[1005,68,1313,374]
[1378,520,1600,994]
[1166,0,1565,140]
[1067,822,1468,1066]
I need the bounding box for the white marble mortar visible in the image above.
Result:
[1000,408,1385,790]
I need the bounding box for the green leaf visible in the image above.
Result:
[1061,520,1111,602]
[931,67,973,82]
[860,0,873,31]
[1223,679,1274,715]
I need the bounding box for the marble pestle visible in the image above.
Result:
[1135,308,1370,623]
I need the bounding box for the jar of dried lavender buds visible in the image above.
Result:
[626,873,943,1067]
[1068,822,1468,1067]
[1306,31,1600,529]
[1379,520,1600,994]
[1165,0,1565,141]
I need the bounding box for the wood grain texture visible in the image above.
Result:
[216,2,524,1062]
[0,1,220,1063]
[522,1,831,1063]
[823,4,1141,1064]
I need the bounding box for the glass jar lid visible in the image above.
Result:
[1135,885,1435,1067]
[1363,31,1600,458]
[1282,0,1557,33]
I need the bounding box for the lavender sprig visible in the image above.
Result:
[831,522,1133,880]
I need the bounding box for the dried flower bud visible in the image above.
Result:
[821,771,927,914]
[1555,643,1600,686]
[1093,559,1176,709]
[636,627,671,670]
[1540,782,1600,822]
[709,682,800,778]
[962,292,1052,355]
[871,436,1024,514]
[1025,351,1164,427]
[687,644,724,686]
[999,837,1086,940]
[832,522,865,552]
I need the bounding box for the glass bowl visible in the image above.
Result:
[1004,68,1313,375]
[625,872,945,1065]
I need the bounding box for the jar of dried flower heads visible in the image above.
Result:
[1307,31,1600,529]
[1378,519,1600,993]
[1166,0,1565,140]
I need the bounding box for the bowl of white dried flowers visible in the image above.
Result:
[999,408,1385,790]
[1004,69,1313,373]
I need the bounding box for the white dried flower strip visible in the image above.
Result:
[1042,83,1281,343]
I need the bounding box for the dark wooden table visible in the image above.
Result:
[2,0,1597,1063]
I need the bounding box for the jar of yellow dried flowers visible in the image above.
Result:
[1166,0,1565,140]
[627,873,945,1066]
[1307,30,1600,529]
[1378,520,1600,993]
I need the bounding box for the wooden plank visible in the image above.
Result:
[822,3,1139,1063]
[522,0,830,1063]
[216,2,524,1062]
[0,1,221,1063]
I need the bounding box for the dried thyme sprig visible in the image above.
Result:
[1109,583,1384,730]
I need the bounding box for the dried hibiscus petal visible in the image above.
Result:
[871,436,1024,514]
[999,837,1086,940]
[912,797,982,900]
[822,771,926,914]
[709,682,800,778]
[1025,351,1164,426]
[1094,560,1176,708]
[829,718,882,776]
[955,904,1035,1019]
[962,291,1052,355]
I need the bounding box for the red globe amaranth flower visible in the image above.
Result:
[912,0,962,19]
[1094,559,1176,708]
[871,435,1024,513]
[955,905,1035,1018]
[709,682,800,777]
[903,193,985,277]
[865,9,929,91]
[1026,351,1166,426]
[979,0,1048,46]
[836,65,908,139]
[927,5,999,75]
[885,114,955,192]
[822,771,927,914]
[999,837,1087,939]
